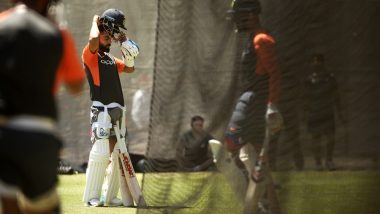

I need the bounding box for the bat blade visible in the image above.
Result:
[114,122,147,207]
[243,129,281,214]
[243,167,268,214]
[119,151,147,207]
[118,157,134,206]
[244,179,260,214]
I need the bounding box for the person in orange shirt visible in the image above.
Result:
[224,0,283,213]
[225,0,283,178]
[82,8,139,207]
[0,0,84,213]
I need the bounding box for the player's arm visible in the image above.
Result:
[255,36,283,133]
[115,58,134,73]
[254,36,281,105]
[89,15,100,53]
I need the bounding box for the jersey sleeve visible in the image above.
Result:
[54,29,85,94]
[82,43,101,86]
[254,33,281,104]
[82,42,98,63]
[115,57,126,73]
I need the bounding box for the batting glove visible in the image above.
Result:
[120,39,140,67]
[266,103,284,135]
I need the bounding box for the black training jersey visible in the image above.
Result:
[307,71,337,121]
[176,130,214,168]
[0,6,63,119]
[82,44,125,106]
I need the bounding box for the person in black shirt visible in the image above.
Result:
[305,53,344,171]
[176,116,216,172]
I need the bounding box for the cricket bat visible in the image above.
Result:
[114,119,147,207]
[118,156,134,206]
[243,129,281,214]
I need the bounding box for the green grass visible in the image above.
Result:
[58,171,380,214]
[58,174,138,214]
[276,171,380,214]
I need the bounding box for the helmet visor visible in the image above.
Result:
[99,16,127,39]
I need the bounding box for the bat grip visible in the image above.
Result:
[120,106,127,137]
[114,121,128,153]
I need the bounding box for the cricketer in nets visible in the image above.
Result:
[81,8,143,207]
[224,0,283,213]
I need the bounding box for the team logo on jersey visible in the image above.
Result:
[100,59,115,66]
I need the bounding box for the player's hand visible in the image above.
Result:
[251,159,265,182]
[120,39,140,67]
[113,31,126,43]
[93,15,100,26]
[266,103,283,134]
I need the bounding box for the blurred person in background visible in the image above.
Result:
[225,0,283,182]
[129,73,152,172]
[224,0,283,212]
[176,115,217,172]
[0,0,84,213]
[305,53,344,171]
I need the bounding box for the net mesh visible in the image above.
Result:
[141,1,248,212]
[1,0,380,213]
[143,0,380,213]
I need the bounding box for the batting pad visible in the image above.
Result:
[101,150,120,205]
[83,139,109,203]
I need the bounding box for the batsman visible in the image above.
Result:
[81,8,140,207]
[224,0,283,213]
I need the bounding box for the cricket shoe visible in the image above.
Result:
[105,198,123,207]
[86,198,104,207]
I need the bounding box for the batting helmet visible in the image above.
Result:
[227,0,261,15]
[99,8,127,36]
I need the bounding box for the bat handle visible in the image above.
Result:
[114,122,128,153]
